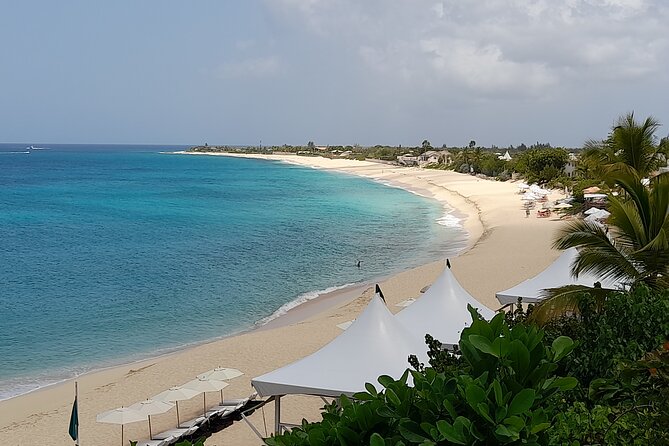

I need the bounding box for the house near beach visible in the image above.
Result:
[564,153,578,178]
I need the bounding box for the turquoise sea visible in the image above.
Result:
[0,144,467,400]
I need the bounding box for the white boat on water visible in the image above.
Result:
[26,145,50,151]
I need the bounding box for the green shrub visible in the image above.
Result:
[547,286,669,388]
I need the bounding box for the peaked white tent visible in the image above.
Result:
[252,294,427,399]
[396,262,495,346]
[495,248,625,305]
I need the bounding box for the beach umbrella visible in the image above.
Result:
[198,367,244,403]
[553,202,573,209]
[517,182,530,189]
[183,377,229,415]
[96,407,146,446]
[198,367,243,382]
[153,386,200,426]
[521,193,538,201]
[583,186,601,194]
[585,208,611,220]
[129,399,175,439]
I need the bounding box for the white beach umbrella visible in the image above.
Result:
[183,377,229,415]
[521,193,538,201]
[553,202,573,209]
[96,407,146,446]
[585,209,610,220]
[517,182,530,189]
[198,367,244,403]
[129,399,175,439]
[529,184,550,196]
[584,207,601,215]
[198,367,243,382]
[153,386,200,425]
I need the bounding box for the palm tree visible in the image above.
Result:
[531,169,669,322]
[582,112,664,179]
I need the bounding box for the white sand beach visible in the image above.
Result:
[0,154,567,445]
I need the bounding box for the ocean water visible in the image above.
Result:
[0,145,467,400]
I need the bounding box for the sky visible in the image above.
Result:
[0,0,668,147]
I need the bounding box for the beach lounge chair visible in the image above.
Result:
[178,416,205,429]
[136,439,172,446]
[152,428,190,441]
[205,406,234,420]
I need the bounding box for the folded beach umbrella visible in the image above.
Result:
[183,377,229,416]
[153,386,200,425]
[197,367,244,403]
[129,399,175,440]
[96,407,146,446]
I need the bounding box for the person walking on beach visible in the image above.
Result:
[525,208,530,218]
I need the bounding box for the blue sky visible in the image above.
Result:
[1,0,668,147]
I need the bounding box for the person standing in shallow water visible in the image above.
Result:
[356,260,362,268]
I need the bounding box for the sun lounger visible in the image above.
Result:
[216,397,250,407]
[152,428,189,441]
[179,416,205,429]
[136,439,172,446]
[205,407,234,420]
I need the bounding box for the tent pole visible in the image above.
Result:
[274,396,281,435]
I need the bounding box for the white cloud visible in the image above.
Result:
[420,38,557,93]
[270,0,669,99]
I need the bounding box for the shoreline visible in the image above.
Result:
[0,153,567,445]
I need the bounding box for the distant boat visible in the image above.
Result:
[26,145,50,151]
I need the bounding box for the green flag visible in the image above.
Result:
[68,397,78,443]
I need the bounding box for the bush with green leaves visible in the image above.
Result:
[267,308,577,446]
[545,286,669,388]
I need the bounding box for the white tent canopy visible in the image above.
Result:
[251,294,427,398]
[396,262,495,346]
[496,248,625,304]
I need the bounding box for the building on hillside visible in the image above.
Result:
[417,150,452,166]
[498,150,512,161]
[564,153,578,178]
[398,154,419,166]
[418,150,441,166]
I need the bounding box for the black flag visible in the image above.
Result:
[375,284,386,303]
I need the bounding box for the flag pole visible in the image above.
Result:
[75,382,79,446]
[69,381,80,446]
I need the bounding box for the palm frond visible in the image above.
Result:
[528,285,614,325]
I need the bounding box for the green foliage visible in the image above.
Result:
[481,288,669,443]
[514,148,569,184]
[530,287,669,388]
[549,401,666,445]
[582,112,665,179]
[267,309,577,446]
